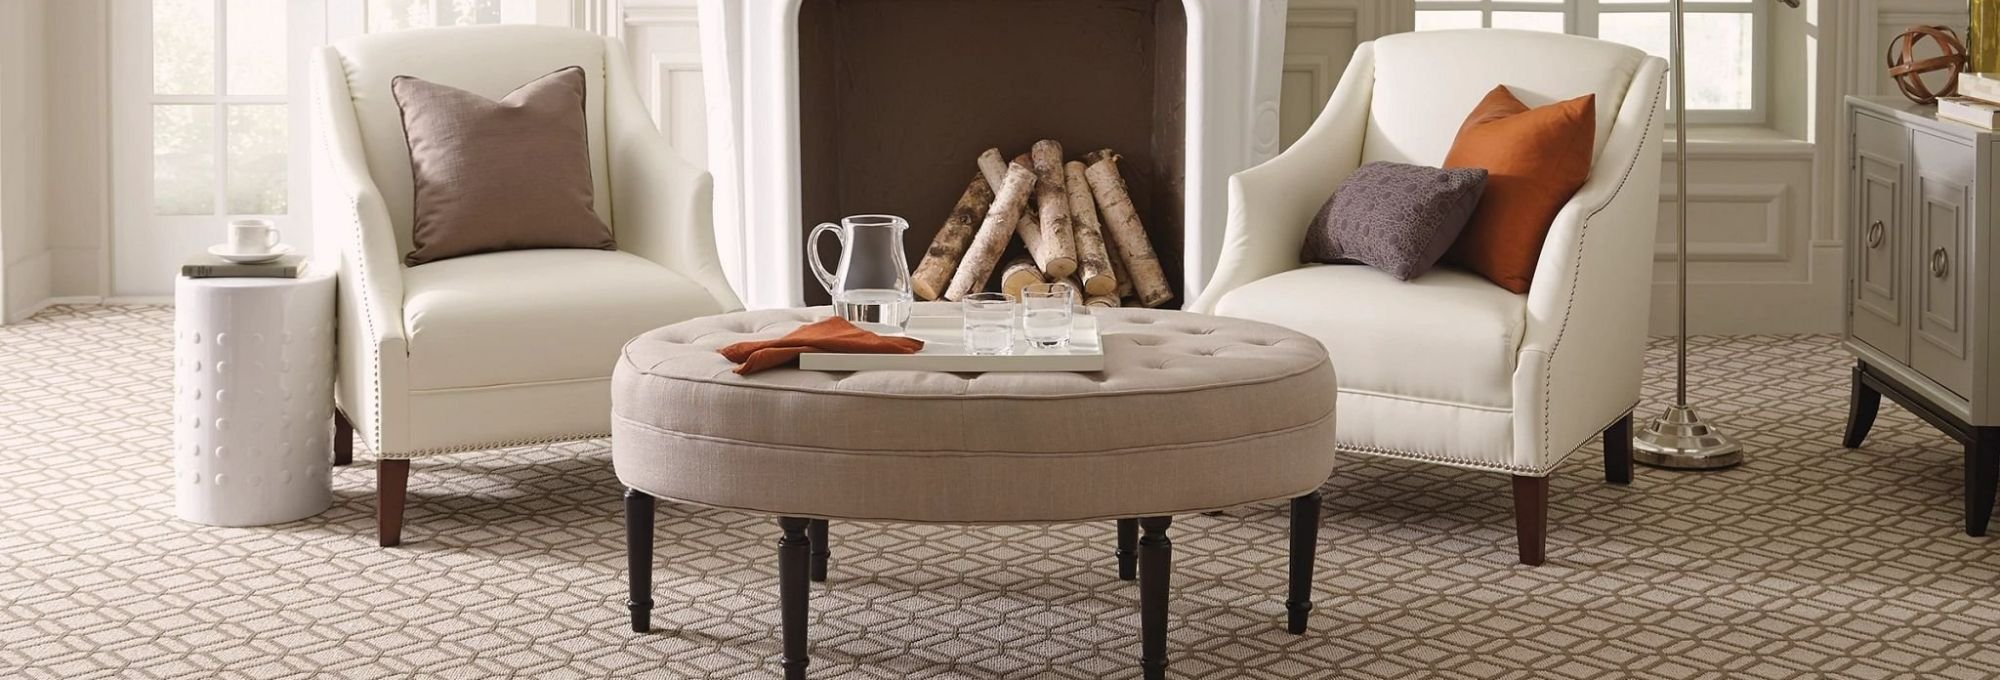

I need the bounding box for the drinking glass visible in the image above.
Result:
[1021,283,1074,349]
[962,292,1015,355]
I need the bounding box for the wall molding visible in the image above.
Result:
[1656,183,1790,263]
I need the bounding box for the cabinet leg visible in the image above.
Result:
[1968,428,1999,537]
[1843,362,1882,449]
[625,489,655,633]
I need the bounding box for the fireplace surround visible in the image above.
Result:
[697,0,1286,308]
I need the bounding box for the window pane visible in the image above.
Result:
[152,0,214,95]
[370,0,435,31]
[1599,11,1754,110]
[1493,11,1564,33]
[154,105,216,216]
[226,105,288,215]
[444,0,501,25]
[1416,11,1483,31]
[225,0,287,95]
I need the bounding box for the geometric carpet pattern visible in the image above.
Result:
[4,304,1999,679]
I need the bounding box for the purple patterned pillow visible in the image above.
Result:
[1300,161,1487,280]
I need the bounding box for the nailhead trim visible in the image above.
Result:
[379,431,611,460]
[1537,68,1665,462]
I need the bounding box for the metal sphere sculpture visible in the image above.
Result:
[1887,25,1969,105]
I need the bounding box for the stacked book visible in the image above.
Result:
[180,254,307,279]
[1938,73,2000,129]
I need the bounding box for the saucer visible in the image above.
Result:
[208,243,292,264]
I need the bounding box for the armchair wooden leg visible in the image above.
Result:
[333,410,353,466]
[1603,412,1633,485]
[378,459,409,547]
[1511,475,1548,566]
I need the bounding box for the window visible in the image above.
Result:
[1414,0,1766,124]
[366,0,502,32]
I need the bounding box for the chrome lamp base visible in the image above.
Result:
[1632,404,1744,470]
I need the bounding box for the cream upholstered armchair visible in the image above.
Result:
[311,25,742,546]
[1192,30,1667,565]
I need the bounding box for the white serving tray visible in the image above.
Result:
[798,313,1104,372]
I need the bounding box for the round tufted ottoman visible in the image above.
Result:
[613,305,1336,680]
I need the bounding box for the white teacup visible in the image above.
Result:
[227,219,280,255]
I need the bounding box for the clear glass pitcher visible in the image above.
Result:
[808,214,913,331]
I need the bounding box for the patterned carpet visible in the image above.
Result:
[3,304,1999,679]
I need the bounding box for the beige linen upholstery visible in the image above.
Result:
[1191,30,1667,564]
[311,25,743,545]
[611,307,1337,523]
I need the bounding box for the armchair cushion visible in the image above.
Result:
[1443,87,1596,294]
[1300,161,1486,280]
[393,66,614,266]
[1212,264,1524,411]
[402,249,725,390]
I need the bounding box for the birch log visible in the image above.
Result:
[1084,151,1173,307]
[1103,227,1134,298]
[1030,140,1078,279]
[945,160,1036,301]
[1002,152,1048,270]
[911,173,995,300]
[1000,257,1044,300]
[983,150,1046,263]
[1063,161,1114,295]
[1085,294,1121,308]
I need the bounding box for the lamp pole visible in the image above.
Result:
[1631,0,1798,468]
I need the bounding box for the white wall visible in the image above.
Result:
[0,0,51,322]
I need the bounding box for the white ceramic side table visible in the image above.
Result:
[173,272,337,526]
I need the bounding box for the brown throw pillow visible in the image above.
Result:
[392,66,614,266]
[1442,86,1595,293]
[1300,161,1487,280]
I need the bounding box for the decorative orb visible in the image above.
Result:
[1887,25,1969,105]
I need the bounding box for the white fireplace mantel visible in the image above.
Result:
[697,0,1289,309]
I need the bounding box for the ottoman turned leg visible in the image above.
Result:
[625,489,655,633]
[778,517,812,680]
[333,410,353,467]
[1287,492,1322,634]
[1116,518,1138,581]
[1138,516,1174,680]
[808,519,829,582]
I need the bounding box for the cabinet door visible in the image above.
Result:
[1852,114,1909,362]
[1910,130,1975,399]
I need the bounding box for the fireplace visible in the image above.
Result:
[697,0,1286,309]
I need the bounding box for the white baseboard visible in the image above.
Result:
[103,295,172,306]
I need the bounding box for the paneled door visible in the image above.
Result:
[110,0,324,298]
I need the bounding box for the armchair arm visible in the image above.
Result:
[1191,44,1376,313]
[1510,56,1669,470]
[312,47,411,455]
[602,38,744,311]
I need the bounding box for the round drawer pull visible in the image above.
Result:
[1931,247,1950,278]
[1866,220,1885,248]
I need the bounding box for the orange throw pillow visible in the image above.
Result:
[1443,86,1595,294]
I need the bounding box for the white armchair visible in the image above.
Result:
[1192,30,1667,565]
[311,25,742,546]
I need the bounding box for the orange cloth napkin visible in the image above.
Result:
[717,316,925,375]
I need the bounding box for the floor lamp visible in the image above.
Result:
[1633,0,1800,468]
